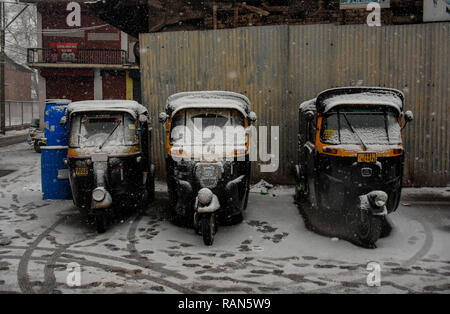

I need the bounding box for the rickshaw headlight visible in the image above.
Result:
[368,191,388,208]
[92,187,106,202]
[323,147,338,155]
[171,147,185,157]
[198,188,213,205]
[136,156,142,163]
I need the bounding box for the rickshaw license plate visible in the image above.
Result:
[357,153,377,163]
[75,168,89,176]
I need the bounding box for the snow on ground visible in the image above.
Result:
[0,143,449,294]
[251,180,294,196]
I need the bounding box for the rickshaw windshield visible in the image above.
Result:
[321,107,401,145]
[170,108,246,146]
[69,111,138,148]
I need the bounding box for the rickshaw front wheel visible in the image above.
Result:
[357,212,383,249]
[201,214,216,246]
[95,211,107,234]
[34,141,43,153]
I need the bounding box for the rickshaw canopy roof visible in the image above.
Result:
[46,99,72,105]
[310,87,405,114]
[166,91,251,117]
[67,100,148,118]
[299,99,317,113]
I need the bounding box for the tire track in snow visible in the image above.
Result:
[5,253,195,293]
[17,218,64,294]
[401,218,433,268]
[11,243,190,282]
[40,236,91,294]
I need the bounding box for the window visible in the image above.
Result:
[321,107,401,145]
[69,112,138,148]
[170,108,246,146]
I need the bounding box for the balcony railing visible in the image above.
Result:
[27,48,130,66]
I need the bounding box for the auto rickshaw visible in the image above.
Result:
[62,100,155,233]
[294,87,413,248]
[159,91,257,245]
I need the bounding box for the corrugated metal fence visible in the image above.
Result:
[140,23,449,187]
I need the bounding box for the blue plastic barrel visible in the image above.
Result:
[41,146,72,200]
[44,99,71,146]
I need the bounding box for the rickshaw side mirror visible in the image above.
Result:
[404,111,414,123]
[159,112,169,124]
[139,114,148,123]
[248,112,257,124]
[60,116,67,127]
[305,111,315,122]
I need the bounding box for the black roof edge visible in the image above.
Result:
[86,0,149,38]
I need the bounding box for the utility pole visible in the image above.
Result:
[0,1,5,135]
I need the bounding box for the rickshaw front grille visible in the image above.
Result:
[195,163,222,189]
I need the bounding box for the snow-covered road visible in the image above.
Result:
[0,143,449,294]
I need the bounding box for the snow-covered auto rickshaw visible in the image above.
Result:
[295,87,414,248]
[62,100,155,233]
[159,91,257,246]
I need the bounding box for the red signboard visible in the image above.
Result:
[49,42,78,62]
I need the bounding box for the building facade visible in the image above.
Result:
[25,0,140,107]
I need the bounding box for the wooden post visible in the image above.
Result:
[385,9,393,25]
[213,3,218,30]
[234,7,239,28]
